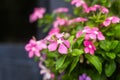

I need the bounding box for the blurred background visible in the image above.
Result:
[0,0,71,80]
[0,0,120,80]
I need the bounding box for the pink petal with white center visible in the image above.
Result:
[97,32,105,40]
[58,44,68,54]
[63,40,70,48]
[48,42,58,51]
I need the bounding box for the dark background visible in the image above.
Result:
[0,0,71,80]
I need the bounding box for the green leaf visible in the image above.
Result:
[110,40,119,50]
[56,56,67,70]
[47,51,58,58]
[76,37,84,45]
[100,40,111,51]
[59,58,71,73]
[105,61,116,77]
[114,42,120,53]
[106,52,116,59]
[71,49,83,56]
[69,56,79,74]
[85,54,102,74]
[114,24,120,39]
[68,36,74,46]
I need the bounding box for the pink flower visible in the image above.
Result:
[103,17,112,27]
[29,7,46,22]
[76,26,105,40]
[48,28,60,35]
[90,27,105,40]
[25,39,47,58]
[53,7,69,13]
[73,17,88,22]
[71,0,85,7]
[68,17,87,25]
[82,3,90,13]
[48,33,70,54]
[89,5,100,12]
[100,7,109,14]
[103,16,120,26]
[84,40,96,55]
[53,17,67,28]
[111,16,120,23]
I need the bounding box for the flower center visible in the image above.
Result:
[57,39,63,44]
[94,31,98,34]
[88,45,92,48]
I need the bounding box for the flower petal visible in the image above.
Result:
[48,42,58,51]
[84,47,89,53]
[58,44,68,54]
[28,51,34,58]
[97,32,105,40]
[86,76,91,80]
[63,40,70,48]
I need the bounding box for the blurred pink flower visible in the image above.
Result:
[100,7,109,14]
[29,7,46,22]
[111,16,120,23]
[71,0,85,7]
[73,17,88,22]
[53,17,67,28]
[103,16,120,27]
[103,17,112,27]
[84,40,96,55]
[53,7,69,13]
[89,5,100,12]
[68,17,87,25]
[25,39,47,58]
[76,26,105,40]
[48,28,60,35]
[82,3,90,13]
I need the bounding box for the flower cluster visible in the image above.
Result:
[25,0,120,80]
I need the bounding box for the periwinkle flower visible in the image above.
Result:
[76,26,105,40]
[71,0,85,7]
[53,7,69,13]
[25,39,47,58]
[79,73,91,80]
[53,17,68,28]
[29,7,46,22]
[84,40,96,55]
[103,16,120,27]
[47,33,70,54]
